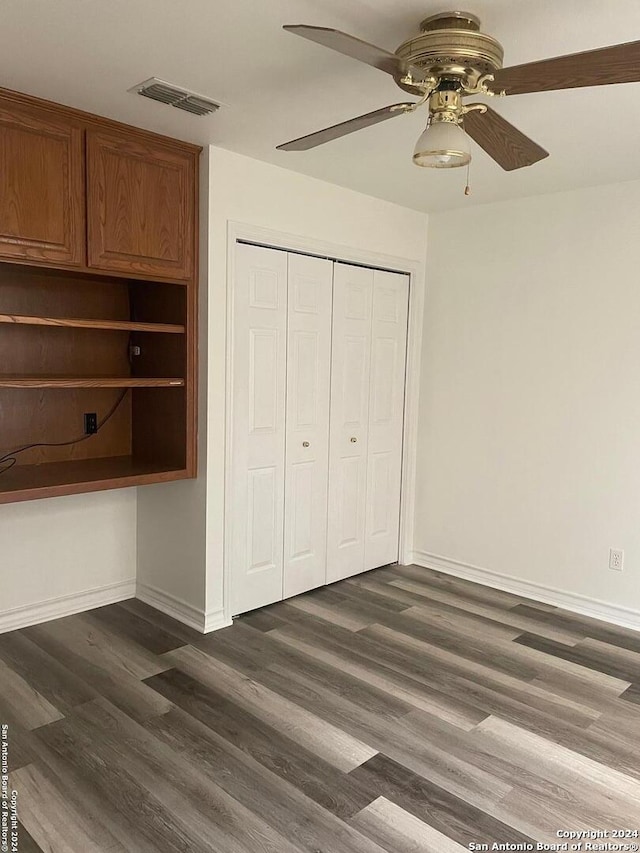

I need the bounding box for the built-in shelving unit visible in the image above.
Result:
[0,86,199,504]
[0,259,195,503]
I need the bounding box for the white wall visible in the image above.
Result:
[206,147,429,619]
[0,489,136,630]
[415,178,640,624]
[136,147,211,627]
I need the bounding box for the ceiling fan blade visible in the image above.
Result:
[283,25,425,81]
[277,103,412,151]
[464,106,549,171]
[493,40,640,95]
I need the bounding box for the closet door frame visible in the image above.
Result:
[224,223,426,622]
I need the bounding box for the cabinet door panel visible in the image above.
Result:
[87,131,194,279]
[0,100,84,264]
[283,253,332,598]
[364,270,409,570]
[230,244,288,615]
[326,263,374,583]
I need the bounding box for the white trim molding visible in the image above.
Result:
[0,578,136,634]
[204,608,232,633]
[136,582,232,634]
[224,220,426,622]
[412,550,640,632]
[137,582,205,633]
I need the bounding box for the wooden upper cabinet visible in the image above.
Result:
[0,100,84,265]
[87,130,195,280]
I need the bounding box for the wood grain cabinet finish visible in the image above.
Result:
[0,100,84,265]
[87,130,195,280]
[0,86,199,504]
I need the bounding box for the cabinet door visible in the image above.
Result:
[87,130,195,279]
[364,271,409,571]
[326,263,374,584]
[0,100,84,265]
[283,253,333,598]
[230,244,288,615]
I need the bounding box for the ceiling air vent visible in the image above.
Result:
[130,78,221,116]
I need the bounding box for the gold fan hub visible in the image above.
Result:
[394,10,504,94]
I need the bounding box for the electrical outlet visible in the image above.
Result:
[609,548,624,572]
[84,412,98,435]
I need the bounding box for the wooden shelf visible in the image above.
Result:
[0,376,185,388]
[0,455,187,504]
[0,312,185,333]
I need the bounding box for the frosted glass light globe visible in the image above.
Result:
[413,121,471,168]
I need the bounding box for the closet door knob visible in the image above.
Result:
[350,436,357,443]
[302,441,310,448]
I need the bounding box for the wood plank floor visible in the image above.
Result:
[2,564,640,852]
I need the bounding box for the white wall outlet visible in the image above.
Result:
[609,548,624,572]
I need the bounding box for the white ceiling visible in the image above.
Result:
[2,0,640,213]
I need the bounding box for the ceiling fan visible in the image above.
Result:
[277,11,640,171]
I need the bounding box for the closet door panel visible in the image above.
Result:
[231,244,287,615]
[364,270,409,570]
[284,253,332,598]
[326,263,374,583]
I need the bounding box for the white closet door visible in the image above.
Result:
[230,243,287,615]
[364,270,409,570]
[283,253,333,598]
[326,263,374,583]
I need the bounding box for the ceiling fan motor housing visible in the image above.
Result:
[394,10,504,94]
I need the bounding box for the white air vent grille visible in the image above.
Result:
[130,78,221,116]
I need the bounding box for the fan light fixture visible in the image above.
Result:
[280,10,640,173]
[413,118,470,168]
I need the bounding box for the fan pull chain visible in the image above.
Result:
[464,161,471,196]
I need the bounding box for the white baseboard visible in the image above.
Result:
[0,578,231,637]
[410,550,640,632]
[0,579,136,634]
[204,607,232,633]
[136,583,232,634]
[136,582,206,632]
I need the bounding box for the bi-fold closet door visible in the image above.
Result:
[327,262,409,583]
[230,244,332,614]
[230,242,408,616]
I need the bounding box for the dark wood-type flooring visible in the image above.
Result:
[3,564,640,852]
